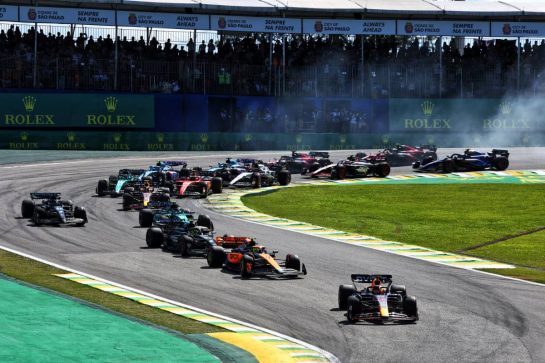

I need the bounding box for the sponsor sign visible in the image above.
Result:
[397,20,489,36]
[19,6,114,25]
[491,22,545,37]
[0,93,154,129]
[211,15,300,33]
[303,19,395,35]
[118,11,208,29]
[389,99,541,132]
[0,5,18,22]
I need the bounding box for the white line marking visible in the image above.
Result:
[0,244,339,363]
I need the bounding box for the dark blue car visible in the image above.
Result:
[412,149,509,173]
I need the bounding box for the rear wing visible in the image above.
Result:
[215,236,251,249]
[351,274,393,283]
[419,144,437,152]
[491,149,509,157]
[30,192,61,200]
[309,151,330,158]
[159,160,187,167]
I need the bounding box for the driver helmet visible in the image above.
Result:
[371,278,382,293]
[248,238,256,247]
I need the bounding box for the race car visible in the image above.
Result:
[21,192,87,226]
[138,202,192,227]
[144,210,215,254]
[142,160,188,187]
[360,144,437,167]
[207,240,307,278]
[338,274,418,324]
[270,151,331,174]
[96,168,145,197]
[412,148,509,173]
[229,164,291,188]
[122,182,171,210]
[201,158,256,185]
[171,174,223,198]
[308,160,390,179]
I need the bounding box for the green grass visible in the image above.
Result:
[243,184,545,283]
[0,250,224,335]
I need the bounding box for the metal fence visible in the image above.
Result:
[1,54,540,98]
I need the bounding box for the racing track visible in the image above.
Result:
[1,148,544,362]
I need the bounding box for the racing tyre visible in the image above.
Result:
[277,170,291,186]
[240,255,254,278]
[73,206,87,226]
[442,159,455,173]
[333,165,347,180]
[285,254,301,271]
[375,163,391,178]
[347,296,362,323]
[32,209,44,226]
[159,193,170,202]
[122,193,132,211]
[251,173,261,188]
[124,187,135,193]
[402,295,419,322]
[412,161,421,169]
[207,246,226,268]
[390,284,407,297]
[179,235,193,257]
[492,156,509,171]
[146,227,163,248]
[139,209,154,227]
[211,177,223,194]
[21,200,35,218]
[97,179,108,196]
[197,214,214,231]
[338,284,357,310]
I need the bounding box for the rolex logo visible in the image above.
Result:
[200,134,208,143]
[22,96,36,112]
[244,133,252,142]
[113,132,122,143]
[295,135,303,144]
[421,100,434,116]
[339,135,347,144]
[67,132,76,142]
[104,96,118,113]
[499,101,511,115]
[156,133,164,143]
[20,132,28,142]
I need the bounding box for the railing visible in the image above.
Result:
[0,55,538,98]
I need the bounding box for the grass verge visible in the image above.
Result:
[0,250,224,334]
[242,184,545,283]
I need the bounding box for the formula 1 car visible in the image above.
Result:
[21,193,87,226]
[144,209,216,255]
[412,149,509,173]
[201,158,259,185]
[207,240,307,278]
[138,202,192,227]
[122,180,171,210]
[309,160,391,179]
[270,151,331,174]
[360,144,437,167]
[141,160,188,187]
[338,274,418,324]
[229,164,291,188]
[171,174,223,198]
[96,168,145,197]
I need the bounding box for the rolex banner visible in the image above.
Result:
[389,99,541,132]
[0,93,154,128]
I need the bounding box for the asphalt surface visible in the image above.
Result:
[1,148,544,362]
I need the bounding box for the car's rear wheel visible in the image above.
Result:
[97,179,108,196]
[207,246,226,268]
[338,284,357,310]
[277,170,291,186]
[122,193,132,211]
[211,177,223,194]
[375,163,391,177]
[240,255,254,278]
[146,227,163,248]
[492,156,509,171]
[251,173,261,188]
[21,199,35,218]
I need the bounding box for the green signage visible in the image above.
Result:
[0,93,155,128]
[389,98,540,132]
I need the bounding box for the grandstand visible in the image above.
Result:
[1,1,544,148]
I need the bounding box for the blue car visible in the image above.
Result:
[413,149,509,173]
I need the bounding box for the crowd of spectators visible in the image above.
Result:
[1,23,544,97]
